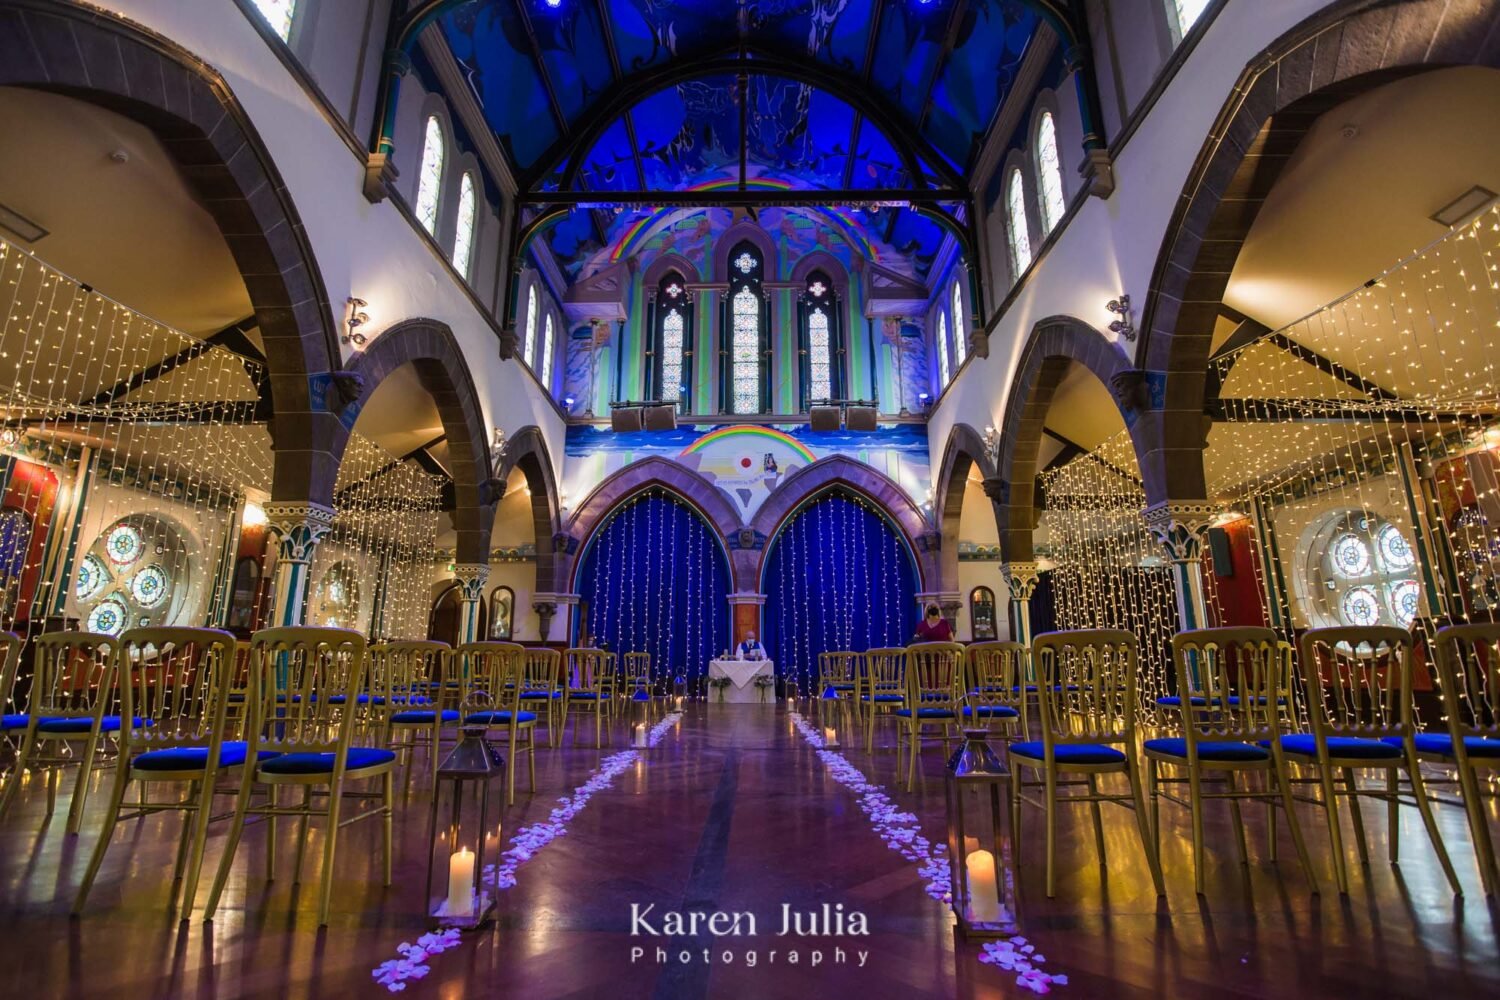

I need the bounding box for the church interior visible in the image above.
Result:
[1,0,1499,996]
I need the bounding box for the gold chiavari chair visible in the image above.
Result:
[964,641,1027,740]
[203,627,395,926]
[224,640,253,724]
[459,642,535,805]
[563,647,612,748]
[1144,627,1317,896]
[897,643,964,790]
[0,630,27,740]
[1011,630,1164,898]
[817,652,858,727]
[861,647,907,754]
[72,627,244,917]
[371,640,456,800]
[1427,623,1500,895]
[518,647,563,747]
[622,651,653,723]
[1286,627,1460,895]
[0,631,120,834]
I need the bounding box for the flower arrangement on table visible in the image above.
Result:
[753,674,775,702]
[708,675,732,702]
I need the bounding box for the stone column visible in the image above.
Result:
[453,563,489,646]
[533,600,558,643]
[1001,562,1040,649]
[1143,500,1216,632]
[264,502,336,628]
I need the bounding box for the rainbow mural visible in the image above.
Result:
[680,425,816,464]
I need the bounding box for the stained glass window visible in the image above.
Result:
[106,524,143,566]
[75,554,107,601]
[653,272,691,405]
[87,595,129,637]
[1331,532,1372,578]
[1006,169,1032,278]
[76,516,187,633]
[523,286,538,367]
[251,0,296,41]
[1388,579,1421,628]
[415,116,445,235]
[732,288,761,414]
[1304,511,1422,629]
[1340,586,1380,627]
[808,308,832,403]
[734,251,758,275]
[661,308,685,403]
[951,282,967,367]
[936,312,951,387]
[1377,523,1415,572]
[1036,112,1066,234]
[129,565,168,608]
[541,313,555,388]
[452,173,476,279]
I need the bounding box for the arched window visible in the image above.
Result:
[452,172,477,279]
[723,242,767,415]
[648,271,692,408]
[250,0,297,41]
[541,313,556,388]
[1298,510,1422,629]
[488,585,515,639]
[798,270,844,409]
[415,116,445,235]
[74,515,190,635]
[523,285,538,367]
[1169,0,1211,40]
[970,586,998,641]
[936,311,951,387]
[1035,112,1066,234]
[1005,168,1033,278]
[950,281,967,367]
[312,561,361,630]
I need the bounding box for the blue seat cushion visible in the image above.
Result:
[521,690,563,699]
[133,741,277,772]
[568,691,603,700]
[861,693,903,703]
[894,707,956,719]
[828,683,855,690]
[1144,737,1268,762]
[1266,734,1401,760]
[391,694,433,706]
[466,710,537,725]
[1009,741,1126,765]
[1156,695,1209,708]
[257,747,396,775]
[1388,734,1500,758]
[37,716,147,735]
[962,705,1019,719]
[631,690,652,701]
[390,709,460,724]
[2,713,28,729]
[325,694,386,706]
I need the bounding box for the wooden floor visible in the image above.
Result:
[0,704,1497,999]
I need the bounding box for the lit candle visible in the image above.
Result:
[634,723,647,747]
[966,849,1000,923]
[447,847,475,918]
[674,695,684,710]
[822,726,838,748]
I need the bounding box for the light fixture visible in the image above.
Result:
[242,501,268,527]
[343,297,371,348]
[1105,295,1135,341]
[490,427,508,466]
[563,396,576,407]
[918,391,931,402]
[0,425,21,447]
[1431,185,1498,227]
[1211,509,1248,527]
[982,424,999,453]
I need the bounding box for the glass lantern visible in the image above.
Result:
[945,729,1017,939]
[424,693,505,930]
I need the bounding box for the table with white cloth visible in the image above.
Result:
[707,658,775,704]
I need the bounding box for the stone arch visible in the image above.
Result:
[642,251,701,288]
[789,250,850,298]
[1138,0,1500,501]
[749,455,934,591]
[558,457,743,591]
[713,220,779,281]
[933,423,998,591]
[994,315,1143,563]
[0,0,342,505]
[338,319,495,563]
[493,424,561,590]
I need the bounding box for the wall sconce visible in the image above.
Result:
[1106,294,1135,341]
[343,297,371,348]
[490,427,507,467]
[982,424,999,453]
[0,423,24,448]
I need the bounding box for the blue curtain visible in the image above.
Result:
[577,491,729,689]
[763,491,918,694]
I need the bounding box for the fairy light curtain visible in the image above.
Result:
[762,490,918,696]
[577,489,730,686]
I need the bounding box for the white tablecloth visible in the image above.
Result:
[708,659,774,704]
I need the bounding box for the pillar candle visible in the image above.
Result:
[966,849,1000,923]
[447,847,475,917]
[822,726,838,747]
[634,723,647,747]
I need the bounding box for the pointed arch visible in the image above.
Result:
[933,423,998,591]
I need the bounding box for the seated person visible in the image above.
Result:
[736,631,766,661]
[912,604,954,643]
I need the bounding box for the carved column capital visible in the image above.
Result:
[981,477,1009,506]
[1002,561,1041,601]
[453,563,490,600]
[1142,501,1217,562]
[264,502,336,562]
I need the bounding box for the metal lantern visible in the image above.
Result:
[945,729,1017,939]
[424,692,505,930]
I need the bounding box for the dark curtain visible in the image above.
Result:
[763,491,918,694]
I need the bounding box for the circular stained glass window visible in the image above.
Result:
[1330,533,1371,578]
[75,554,108,601]
[1388,579,1421,628]
[1340,586,1381,627]
[1377,523,1415,572]
[86,594,128,636]
[105,524,143,566]
[130,564,168,608]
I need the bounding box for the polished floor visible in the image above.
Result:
[0,704,1497,999]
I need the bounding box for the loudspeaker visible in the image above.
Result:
[809,405,841,431]
[643,404,677,431]
[845,405,877,431]
[611,406,643,432]
[1208,526,1234,577]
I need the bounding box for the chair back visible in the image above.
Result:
[818,652,856,695]
[566,647,610,693]
[865,647,906,697]
[0,631,22,716]
[29,631,119,724]
[243,627,370,757]
[966,641,1028,723]
[622,651,651,692]
[905,642,963,710]
[522,647,561,694]
[369,640,450,722]
[1032,630,1138,749]
[1429,623,1500,742]
[457,642,525,717]
[115,627,239,758]
[1297,626,1413,743]
[1169,627,1288,745]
